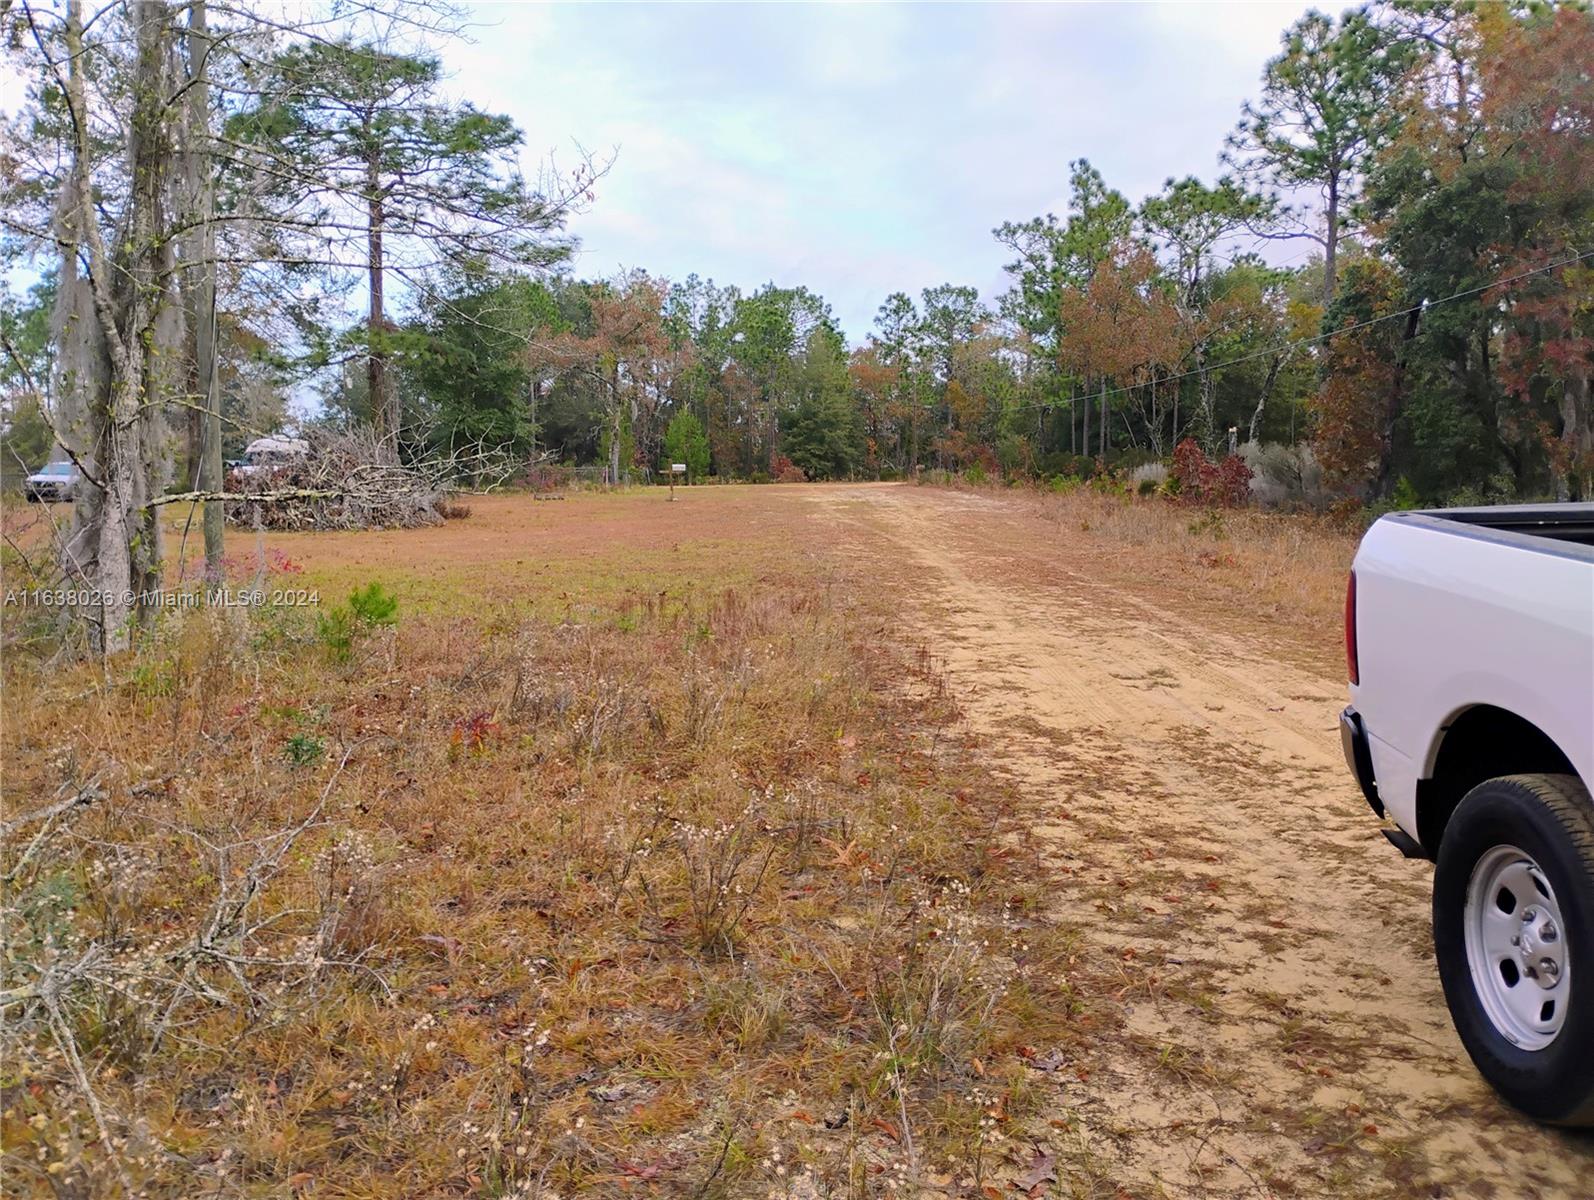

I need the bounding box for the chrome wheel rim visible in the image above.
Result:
[1464,845,1570,1051]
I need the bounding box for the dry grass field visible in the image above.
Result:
[1,488,1090,1199]
[4,484,1591,1199]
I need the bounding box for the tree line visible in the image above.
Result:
[1,1,1591,651]
[351,2,1591,505]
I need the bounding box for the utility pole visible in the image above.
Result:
[185,0,224,588]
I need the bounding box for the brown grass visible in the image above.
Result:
[1,489,1095,1198]
[1029,488,1357,630]
[968,486,1362,682]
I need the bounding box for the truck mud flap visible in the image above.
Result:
[1380,827,1426,858]
[1339,706,1383,818]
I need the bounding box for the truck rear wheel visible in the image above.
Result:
[1433,773,1594,1125]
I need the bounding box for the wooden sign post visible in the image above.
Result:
[669,462,686,500]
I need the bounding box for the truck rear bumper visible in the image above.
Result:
[1340,706,1383,818]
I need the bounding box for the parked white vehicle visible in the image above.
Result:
[23,459,82,502]
[1342,503,1594,1124]
[235,434,309,477]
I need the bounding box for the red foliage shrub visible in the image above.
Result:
[1171,439,1214,503]
[932,430,1000,477]
[1214,454,1254,507]
[1170,438,1252,508]
[769,453,808,483]
[1171,440,1202,491]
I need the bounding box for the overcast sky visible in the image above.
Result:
[0,3,1321,342]
[450,1,1315,339]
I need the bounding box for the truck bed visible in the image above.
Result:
[1384,503,1594,552]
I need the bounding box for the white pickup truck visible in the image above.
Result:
[1342,503,1594,1124]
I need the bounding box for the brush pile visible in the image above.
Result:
[224,429,519,531]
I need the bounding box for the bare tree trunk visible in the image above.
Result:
[608,362,622,485]
[1145,377,1162,457]
[628,380,640,482]
[1098,378,1107,459]
[1559,373,1593,502]
[1081,379,1090,456]
[184,0,223,585]
[1195,346,1216,453]
[1248,350,1287,445]
[57,0,181,653]
[366,148,393,456]
[529,375,542,455]
[184,403,201,493]
[1323,173,1340,308]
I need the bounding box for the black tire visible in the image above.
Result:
[1433,773,1594,1125]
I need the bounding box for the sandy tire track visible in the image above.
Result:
[811,483,1592,1199]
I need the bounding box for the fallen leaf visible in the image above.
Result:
[1023,1048,1067,1072]
[1014,1147,1056,1194]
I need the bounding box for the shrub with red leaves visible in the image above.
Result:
[1171,439,1215,503]
[769,453,808,483]
[450,710,499,755]
[1214,454,1253,507]
[1170,438,1252,507]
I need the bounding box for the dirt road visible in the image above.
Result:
[814,484,1592,1199]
